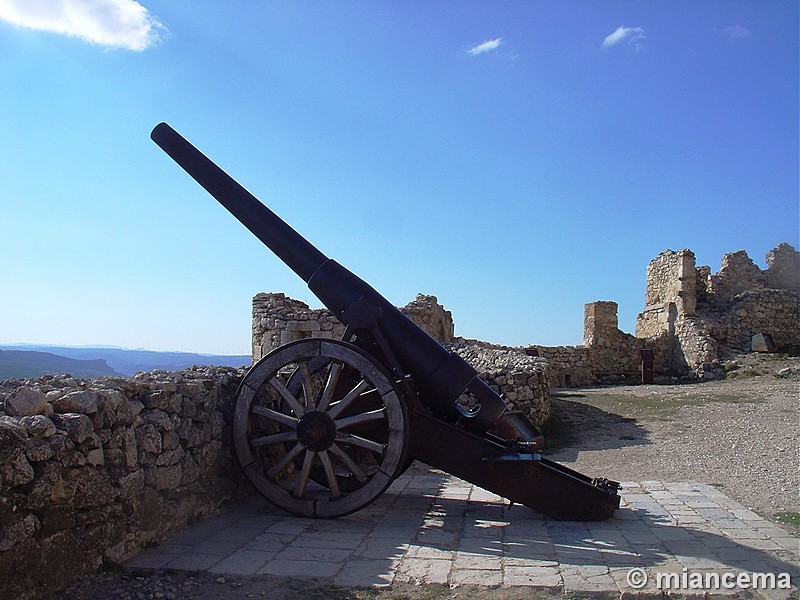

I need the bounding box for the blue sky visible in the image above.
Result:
[1,1,797,355]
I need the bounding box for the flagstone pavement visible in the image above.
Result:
[126,465,799,599]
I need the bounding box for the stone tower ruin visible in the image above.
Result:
[635,243,799,375]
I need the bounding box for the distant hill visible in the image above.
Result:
[0,349,121,379]
[0,345,251,378]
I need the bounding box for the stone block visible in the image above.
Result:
[52,390,98,414]
[5,388,48,417]
[51,413,94,444]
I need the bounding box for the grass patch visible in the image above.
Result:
[551,386,759,422]
[725,367,762,379]
[776,512,800,528]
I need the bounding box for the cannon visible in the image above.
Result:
[150,123,621,520]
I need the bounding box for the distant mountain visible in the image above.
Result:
[0,345,251,377]
[0,349,121,379]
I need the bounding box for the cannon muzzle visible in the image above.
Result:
[151,123,327,283]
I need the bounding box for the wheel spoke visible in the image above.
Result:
[298,362,315,409]
[267,442,303,480]
[318,450,341,498]
[250,431,297,447]
[336,432,386,455]
[329,442,368,483]
[327,379,371,419]
[294,450,315,497]
[269,377,306,417]
[335,407,386,430]
[317,362,342,412]
[252,405,298,429]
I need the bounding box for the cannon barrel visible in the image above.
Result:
[151,123,506,432]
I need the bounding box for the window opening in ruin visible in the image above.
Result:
[288,330,311,343]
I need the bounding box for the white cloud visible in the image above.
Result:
[0,0,165,51]
[468,38,502,56]
[602,25,645,50]
[724,25,751,39]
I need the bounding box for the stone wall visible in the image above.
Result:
[765,243,800,291]
[708,250,766,305]
[0,367,246,600]
[529,345,592,388]
[635,243,800,376]
[449,342,550,427]
[252,293,455,362]
[522,244,798,382]
[252,293,344,362]
[0,358,551,598]
[642,249,698,316]
[525,302,652,388]
[723,289,800,351]
[401,294,455,344]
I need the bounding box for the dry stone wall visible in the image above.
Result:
[0,367,247,600]
[529,345,592,388]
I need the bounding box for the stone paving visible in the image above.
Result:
[126,466,799,598]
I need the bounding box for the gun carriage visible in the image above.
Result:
[151,123,621,520]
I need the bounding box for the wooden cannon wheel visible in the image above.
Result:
[233,339,409,518]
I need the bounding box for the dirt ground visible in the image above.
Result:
[544,353,799,524]
[57,353,799,600]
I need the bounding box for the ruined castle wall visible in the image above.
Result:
[708,250,765,305]
[0,368,246,600]
[252,293,455,362]
[584,301,642,375]
[636,249,696,340]
[252,293,344,362]
[252,243,799,387]
[671,317,719,375]
[635,243,799,375]
[723,290,800,351]
[642,249,697,316]
[531,346,592,388]
[401,294,455,344]
[252,293,550,424]
[765,243,800,291]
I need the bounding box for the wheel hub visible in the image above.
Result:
[296,411,336,452]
